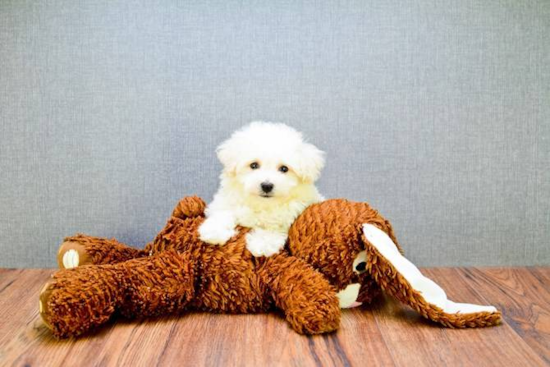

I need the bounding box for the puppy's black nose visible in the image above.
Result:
[261,182,274,193]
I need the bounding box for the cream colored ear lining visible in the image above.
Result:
[362,224,498,315]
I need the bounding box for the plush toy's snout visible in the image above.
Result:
[337,272,382,308]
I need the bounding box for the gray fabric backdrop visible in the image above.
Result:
[0,0,548,268]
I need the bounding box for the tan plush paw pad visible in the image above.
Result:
[57,241,92,269]
[39,278,55,330]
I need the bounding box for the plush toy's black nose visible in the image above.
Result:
[261,182,274,193]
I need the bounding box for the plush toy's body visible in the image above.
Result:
[40,197,501,338]
[40,197,341,337]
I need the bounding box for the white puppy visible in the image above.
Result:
[198,122,325,257]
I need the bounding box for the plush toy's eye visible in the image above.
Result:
[279,165,289,173]
[353,251,367,274]
[250,162,260,169]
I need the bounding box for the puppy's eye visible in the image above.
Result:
[250,162,260,169]
[279,165,289,173]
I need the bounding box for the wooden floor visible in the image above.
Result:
[0,268,549,367]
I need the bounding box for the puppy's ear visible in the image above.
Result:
[216,139,240,175]
[294,143,325,183]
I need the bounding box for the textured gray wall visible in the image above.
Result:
[0,0,548,268]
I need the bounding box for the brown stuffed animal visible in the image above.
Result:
[40,197,501,338]
[39,196,341,338]
[288,199,501,328]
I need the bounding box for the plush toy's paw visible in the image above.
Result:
[286,294,341,335]
[57,241,93,269]
[38,267,120,338]
[39,278,55,331]
[246,229,287,257]
[198,220,236,245]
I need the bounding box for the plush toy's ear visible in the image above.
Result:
[361,224,502,328]
[291,143,325,183]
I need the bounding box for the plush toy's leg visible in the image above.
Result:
[57,234,148,269]
[361,224,501,328]
[258,253,341,334]
[40,250,195,338]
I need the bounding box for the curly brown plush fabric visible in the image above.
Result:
[58,235,146,267]
[287,199,501,328]
[42,197,340,338]
[363,242,501,328]
[287,198,403,293]
[41,196,501,338]
[41,250,195,336]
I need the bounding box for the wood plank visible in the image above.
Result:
[0,269,76,367]
[1,268,549,367]
[0,268,13,278]
[535,266,550,284]
[0,268,23,295]
[0,269,396,367]
[0,269,53,345]
[372,268,546,367]
[333,306,396,367]
[138,307,395,366]
[59,319,151,366]
[458,267,550,364]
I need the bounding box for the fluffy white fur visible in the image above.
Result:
[199,121,325,257]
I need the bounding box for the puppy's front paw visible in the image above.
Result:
[246,230,287,257]
[198,221,236,245]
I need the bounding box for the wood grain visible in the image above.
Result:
[458,267,550,365]
[0,268,548,367]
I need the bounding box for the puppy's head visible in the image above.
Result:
[216,122,324,200]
